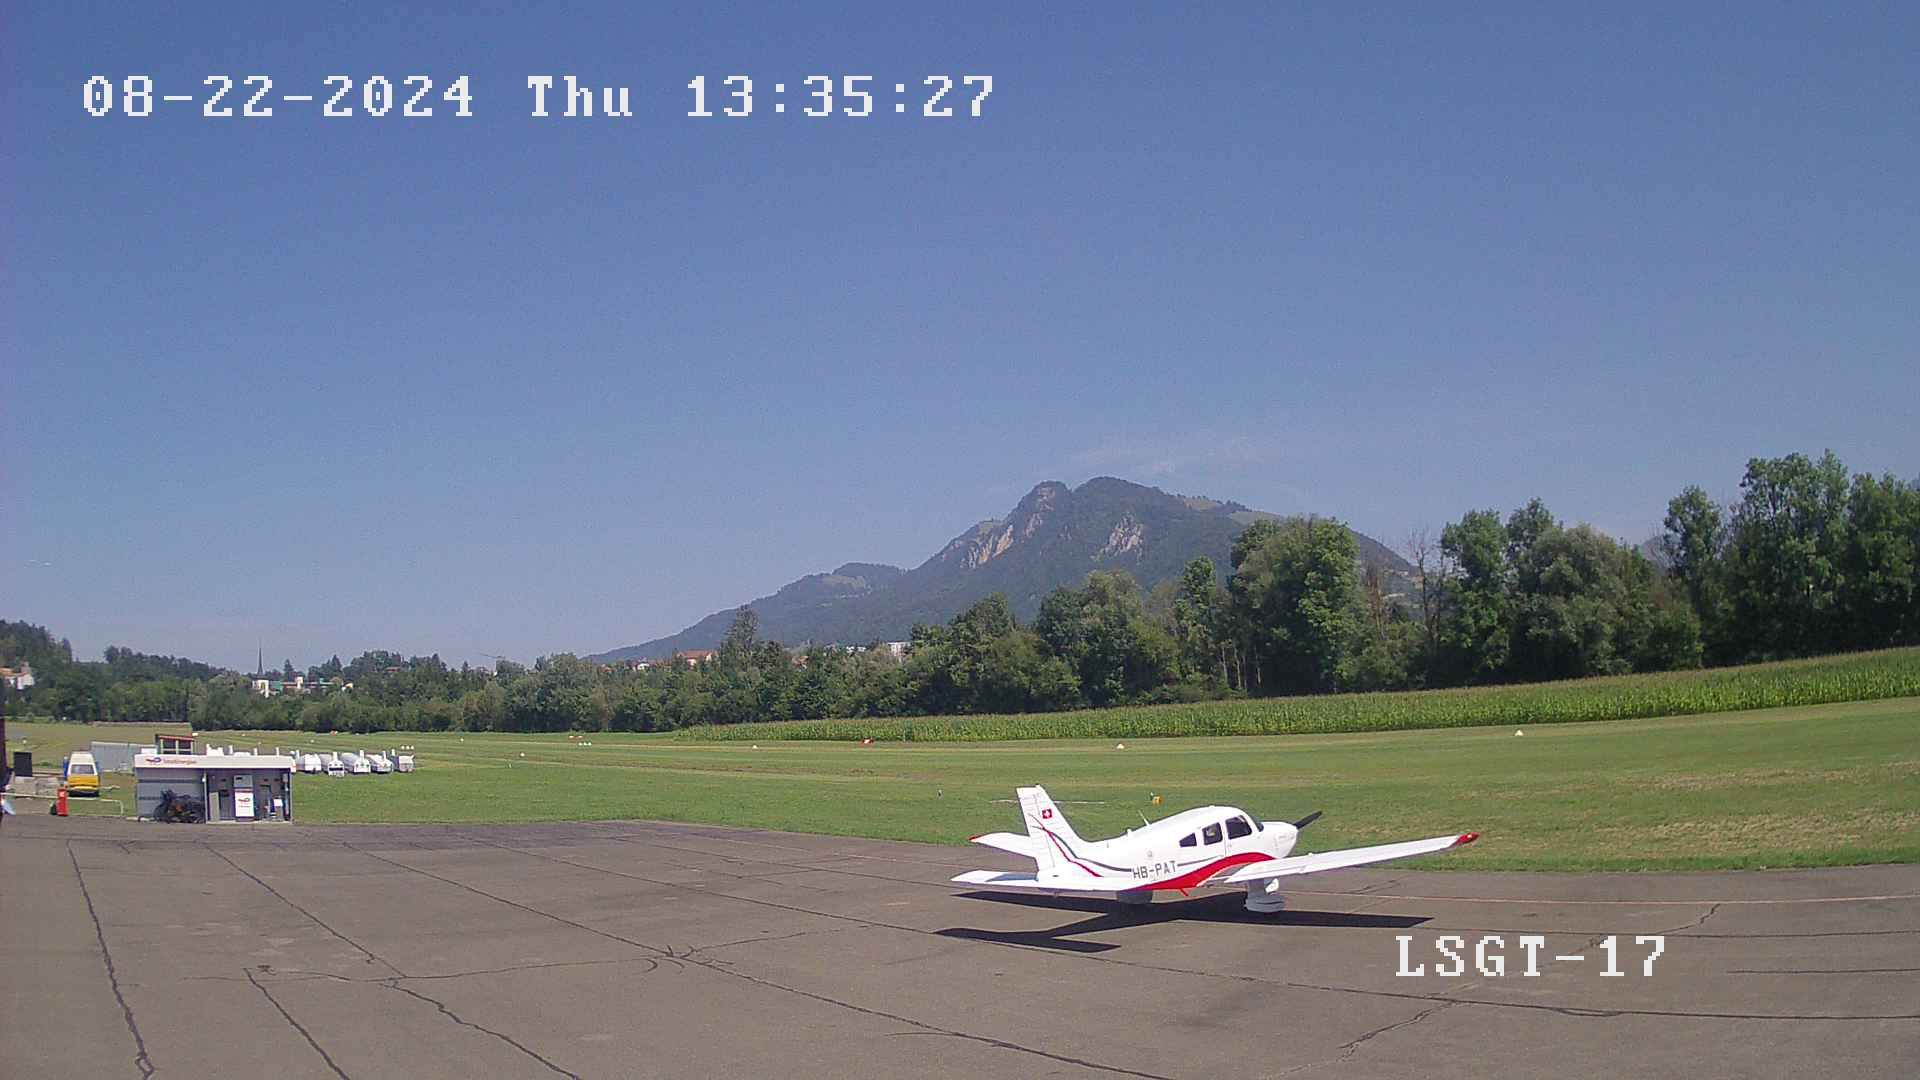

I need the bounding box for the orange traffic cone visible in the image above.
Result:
[55,787,69,817]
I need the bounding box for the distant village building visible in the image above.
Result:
[250,675,346,698]
[0,663,35,691]
[674,649,718,667]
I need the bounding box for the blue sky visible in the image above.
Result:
[5,3,1916,670]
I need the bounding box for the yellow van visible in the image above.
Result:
[65,751,100,796]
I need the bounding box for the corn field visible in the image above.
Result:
[675,647,1920,742]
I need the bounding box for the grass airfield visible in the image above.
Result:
[13,696,1917,871]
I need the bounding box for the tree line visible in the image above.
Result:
[4,450,1912,733]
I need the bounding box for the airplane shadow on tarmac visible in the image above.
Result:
[937,891,1431,954]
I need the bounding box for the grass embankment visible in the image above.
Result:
[677,647,1920,742]
[10,699,1918,870]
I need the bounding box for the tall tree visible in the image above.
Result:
[718,606,761,667]
[1839,472,1920,649]
[1724,451,1852,658]
[1662,485,1731,659]
[1228,516,1363,694]
[1438,509,1510,682]
[1171,556,1225,681]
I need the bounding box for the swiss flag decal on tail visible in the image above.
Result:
[1042,808,1053,819]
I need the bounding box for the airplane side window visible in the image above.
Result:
[1202,823,1222,845]
[1226,816,1252,839]
[1179,833,1197,848]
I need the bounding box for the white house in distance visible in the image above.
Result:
[1,663,35,691]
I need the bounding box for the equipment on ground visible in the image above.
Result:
[954,785,1477,913]
[155,788,206,823]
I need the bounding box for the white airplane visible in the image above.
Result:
[953,786,1477,912]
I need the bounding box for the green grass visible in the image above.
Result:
[676,647,1920,742]
[11,699,1917,870]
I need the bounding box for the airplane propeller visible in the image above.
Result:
[1292,810,1324,830]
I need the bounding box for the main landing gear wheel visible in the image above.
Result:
[1245,882,1286,914]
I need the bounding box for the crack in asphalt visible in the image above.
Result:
[1664,902,1723,934]
[382,980,583,1079]
[191,955,669,987]
[400,955,665,981]
[1273,1000,1459,1077]
[244,966,351,1078]
[204,843,405,976]
[67,844,154,1079]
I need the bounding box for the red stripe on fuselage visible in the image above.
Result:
[1134,852,1273,892]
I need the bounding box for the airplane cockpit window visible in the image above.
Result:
[1179,833,1197,848]
[1226,816,1252,839]
[1202,822,1223,845]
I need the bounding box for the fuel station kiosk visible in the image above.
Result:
[133,747,296,822]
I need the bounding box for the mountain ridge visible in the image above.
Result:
[588,478,1409,662]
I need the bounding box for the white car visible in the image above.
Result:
[368,752,394,774]
[299,753,325,774]
[395,754,416,773]
[325,754,347,778]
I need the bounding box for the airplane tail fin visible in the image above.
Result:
[1017,785,1083,875]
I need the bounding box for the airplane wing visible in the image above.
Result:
[967,831,1042,860]
[950,869,1131,894]
[1224,832,1478,883]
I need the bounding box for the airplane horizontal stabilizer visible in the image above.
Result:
[968,831,1042,860]
[950,869,1131,895]
[1225,832,1478,883]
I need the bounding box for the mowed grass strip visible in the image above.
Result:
[13,697,1917,870]
[674,647,1920,742]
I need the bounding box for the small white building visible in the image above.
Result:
[133,748,296,822]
